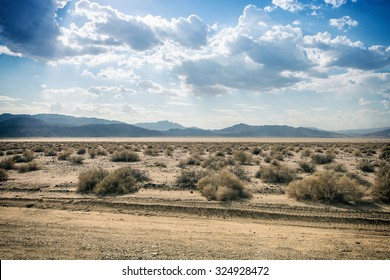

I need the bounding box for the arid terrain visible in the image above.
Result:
[0,138,389,260]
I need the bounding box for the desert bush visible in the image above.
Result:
[257,164,296,184]
[229,166,251,181]
[379,146,390,161]
[154,161,167,168]
[371,163,390,203]
[298,161,316,173]
[197,169,251,201]
[0,158,15,170]
[287,171,364,203]
[233,151,253,165]
[201,156,232,170]
[324,163,347,173]
[96,147,107,156]
[176,169,206,190]
[44,148,57,156]
[77,168,109,193]
[18,161,39,173]
[311,153,334,164]
[94,167,148,195]
[0,151,4,156]
[111,150,140,162]
[77,148,86,155]
[178,155,202,168]
[0,169,8,181]
[57,150,72,161]
[143,148,159,156]
[69,155,84,165]
[357,160,375,173]
[251,147,262,155]
[301,149,312,157]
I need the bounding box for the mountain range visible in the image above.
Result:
[0,113,388,138]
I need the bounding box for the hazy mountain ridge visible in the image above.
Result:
[133,120,185,131]
[1,113,387,138]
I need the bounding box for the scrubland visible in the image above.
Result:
[0,139,389,259]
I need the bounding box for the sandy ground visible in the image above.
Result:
[0,140,389,259]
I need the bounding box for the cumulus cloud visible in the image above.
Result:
[359,98,372,106]
[0,0,62,59]
[0,45,21,57]
[304,32,390,70]
[329,16,358,30]
[272,0,304,12]
[324,0,347,8]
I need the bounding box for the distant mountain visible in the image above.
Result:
[134,120,185,131]
[333,127,390,136]
[0,113,124,127]
[0,113,360,138]
[215,124,341,137]
[363,129,390,138]
[164,128,218,136]
[0,116,162,137]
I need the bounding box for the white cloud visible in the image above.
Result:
[272,0,304,12]
[96,67,138,80]
[0,95,21,102]
[329,16,358,30]
[381,100,389,108]
[324,0,347,8]
[359,98,372,106]
[0,45,22,57]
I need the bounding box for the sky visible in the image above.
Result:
[0,0,389,130]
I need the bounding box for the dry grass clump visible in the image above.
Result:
[233,151,253,165]
[18,161,40,173]
[57,150,72,161]
[324,163,347,173]
[175,169,206,190]
[197,169,251,201]
[311,153,334,164]
[371,163,390,203]
[287,171,365,203]
[12,151,34,163]
[78,167,149,195]
[357,159,375,173]
[379,146,390,161]
[94,167,149,195]
[76,148,86,155]
[178,154,203,168]
[111,150,140,162]
[201,155,234,170]
[154,161,167,168]
[298,161,316,173]
[69,155,84,165]
[0,169,8,181]
[77,168,109,193]
[0,158,15,170]
[256,164,296,184]
[143,148,159,156]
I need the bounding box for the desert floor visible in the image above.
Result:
[0,139,389,259]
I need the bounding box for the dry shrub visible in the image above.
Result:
[311,153,334,164]
[77,168,109,193]
[201,155,233,170]
[298,161,316,173]
[69,155,84,164]
[357,160,375,173]
[287,171,364,203]
[324,163,347,173]
[18,161,39,173]
[0,169,8,181]
[0,158,15,170]
[379,146,390,161]
[143,148,159,156]
[111,150,140,162]
[57,150,72,161]
[94,167,149,195]
[371,163,390,203]
[178,155,202,168]
[257,164,296,184]
[77,148,86,155]
[176,169,206,190]
[197,169,251,201]
[233,151,253,165]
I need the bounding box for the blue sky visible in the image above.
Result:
[0,0,389,129]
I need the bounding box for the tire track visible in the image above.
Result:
[1,197,389,232]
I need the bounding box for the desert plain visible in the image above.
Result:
[0,138,389,260]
